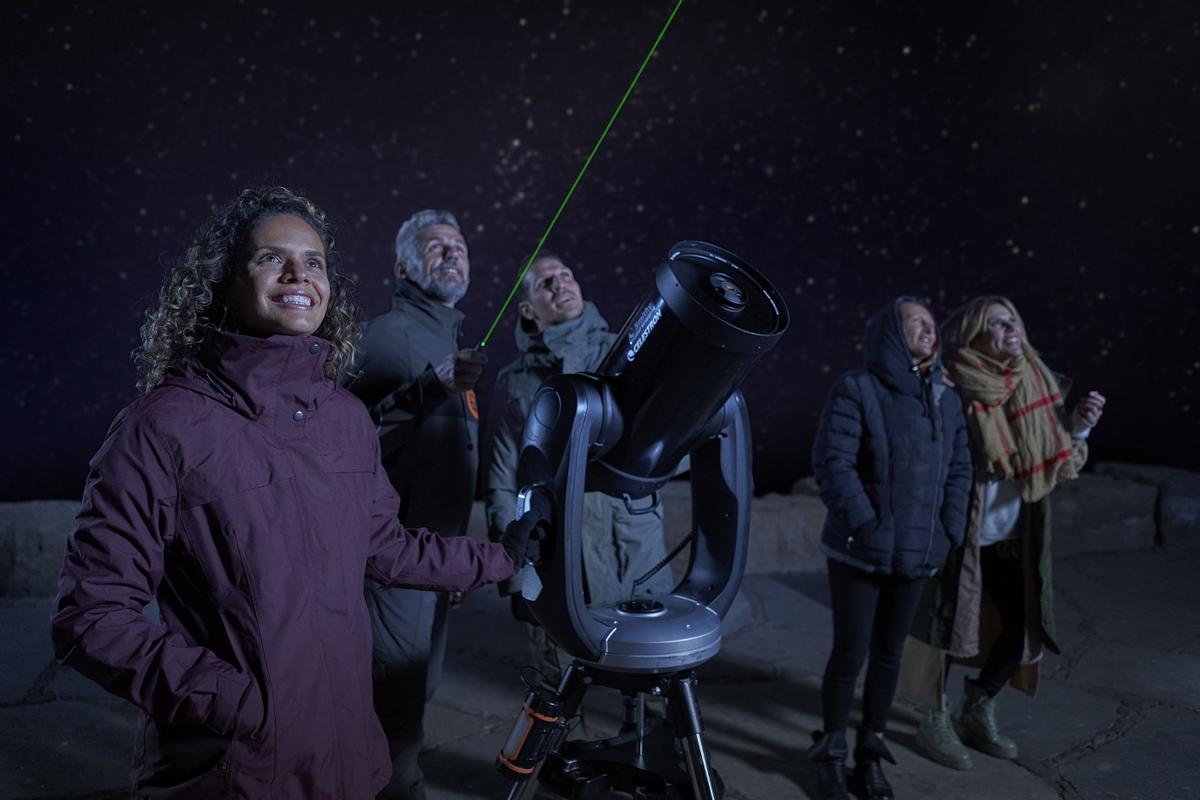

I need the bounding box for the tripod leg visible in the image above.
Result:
[505,777,538,800]
[636,692,646,759]
[667,673,719,800]
[555,661,590,718]
[618,691,649,758]
[499,663,591,799]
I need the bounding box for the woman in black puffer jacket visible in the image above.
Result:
[806,297,973,800]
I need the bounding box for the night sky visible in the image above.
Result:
[3,1,1197,501]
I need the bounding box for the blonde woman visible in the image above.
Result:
[908,295,1105,770]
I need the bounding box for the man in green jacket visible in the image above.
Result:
[485,252,674,684]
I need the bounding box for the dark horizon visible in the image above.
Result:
[4,2,1197,501]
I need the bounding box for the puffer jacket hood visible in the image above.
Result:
[864,295,943,397]
[866,296,945,443]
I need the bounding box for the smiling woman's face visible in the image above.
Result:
[974,302,1024,363]
[229,214,330,337]
[899,301,937,362]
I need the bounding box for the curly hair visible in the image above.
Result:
[133,186,359,392]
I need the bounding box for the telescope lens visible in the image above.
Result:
[708,273,746,309]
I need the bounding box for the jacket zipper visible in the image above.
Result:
[217,738,234,798]
[922,378,944,571]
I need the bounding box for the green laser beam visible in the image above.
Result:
[477,0,684,349]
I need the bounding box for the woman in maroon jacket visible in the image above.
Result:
[51,187,541,799]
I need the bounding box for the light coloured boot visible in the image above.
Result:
[914,696,973,770]
[955,679,1019,759]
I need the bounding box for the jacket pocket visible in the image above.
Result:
[232,674,266,742]
[177,450,294,605]
[319,447,375,475]
[848,516,881,549]
[318,449,378,621]
[137,717,236,799]
[179,449,292,510]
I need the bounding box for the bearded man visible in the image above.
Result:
[343,209,487,800]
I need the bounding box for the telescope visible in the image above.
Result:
[497,241,788,800]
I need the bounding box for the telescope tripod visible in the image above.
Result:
[501,662,723,800]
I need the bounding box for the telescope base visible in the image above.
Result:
[503,663,724,800]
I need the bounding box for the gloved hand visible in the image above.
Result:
[499,490,551,568]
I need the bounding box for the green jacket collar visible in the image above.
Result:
[515,301,610,363]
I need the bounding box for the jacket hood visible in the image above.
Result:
[864,296,941,396]
[165,329,335,419]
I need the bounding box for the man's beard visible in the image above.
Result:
[408,261,468,306]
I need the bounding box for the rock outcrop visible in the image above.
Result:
[0,501,75,598]
[1094,462,1200,548]
[3,463,1194,598]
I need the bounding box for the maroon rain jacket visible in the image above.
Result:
[51,332,516,799]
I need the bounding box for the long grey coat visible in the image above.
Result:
[905,436,1087,700]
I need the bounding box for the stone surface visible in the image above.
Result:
[1057,704,1200,800]
[0,500,76,598]
[0,598,55,705]
[789,475,821,497]
[742,492,827,575]
[1052,549,1200,662]
[6,465,1183,599]
[1093,462,1200,488]
[661,480,827,576]
[1050,473,1158,555]
[1094,461,1200,548]
[990,676,1119,771]
[4,545,1200,799]
[0,700,136,799]
[4,476,1198,799]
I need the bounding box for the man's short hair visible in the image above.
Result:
[394,209,461,275]
[520,249,563,300]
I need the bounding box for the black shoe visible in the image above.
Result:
[854,728,896,800]
[854,758,894,800]
[807,730,850,800]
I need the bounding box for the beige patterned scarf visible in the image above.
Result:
[950,346,1076,503]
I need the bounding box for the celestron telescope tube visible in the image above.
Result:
[588,240,789,498]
